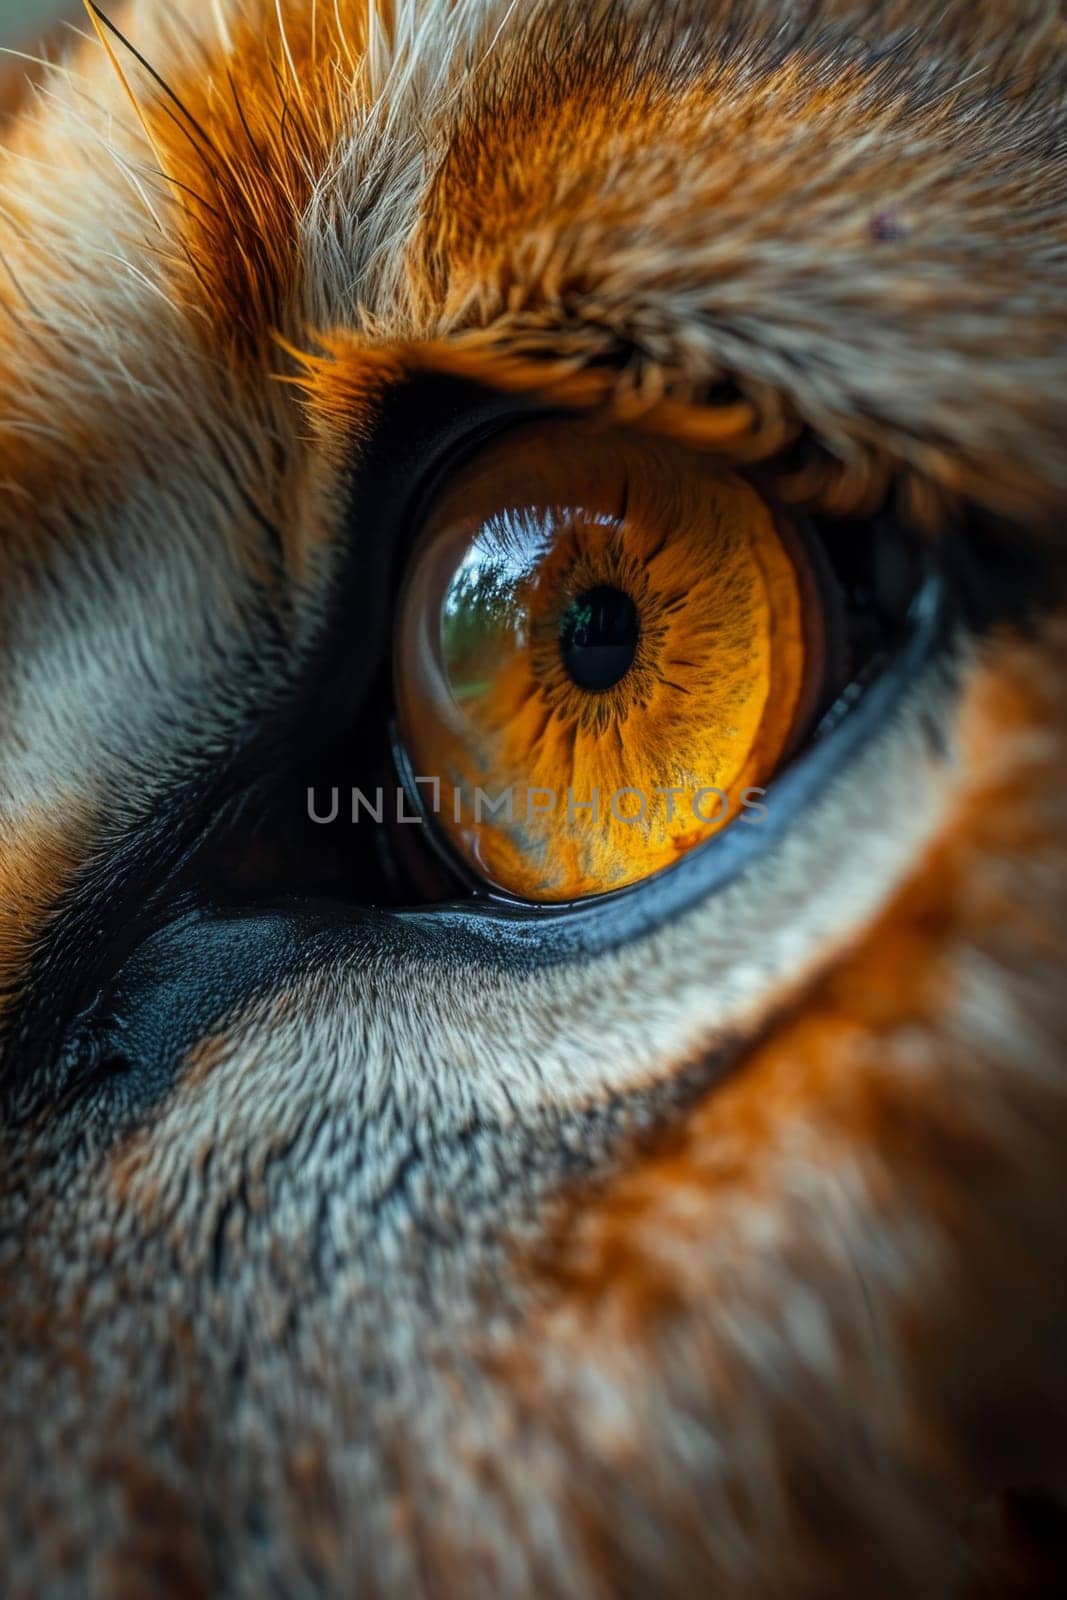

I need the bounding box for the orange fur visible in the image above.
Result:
[0,3,1064,1595]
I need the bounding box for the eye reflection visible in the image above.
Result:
[559,585,641,692]
[395,420,827,903]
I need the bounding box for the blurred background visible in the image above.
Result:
[0,3,73,47]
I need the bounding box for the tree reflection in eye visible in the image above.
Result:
[559,585,641,692]
[394,419,824,902]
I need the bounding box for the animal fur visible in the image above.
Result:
[0,2,1065,1594]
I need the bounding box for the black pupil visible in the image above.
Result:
[559,585,640,692]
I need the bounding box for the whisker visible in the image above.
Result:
[209,0,234,55]
[0,418,65,444]
[274,0,300,88]
[332,0,358,75]
[82,0,167,172]
[85,2,226,176]
[0,46,86,86]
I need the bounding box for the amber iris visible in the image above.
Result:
[394,421,824,902]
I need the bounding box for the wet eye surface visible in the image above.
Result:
[395,420,837,902]
[559,584,640,693]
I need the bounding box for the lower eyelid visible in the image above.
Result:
[392,577,951,973]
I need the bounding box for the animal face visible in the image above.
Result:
[1,3,1064,1593]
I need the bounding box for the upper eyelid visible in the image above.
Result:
[294,333,949,542]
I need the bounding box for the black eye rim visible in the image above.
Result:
[388,562,949,958]
[0,362,1041,1126]
[379,395,948,940]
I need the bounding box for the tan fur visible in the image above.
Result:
[0,2,1065,1595]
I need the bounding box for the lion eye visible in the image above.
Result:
[393,419,834,903]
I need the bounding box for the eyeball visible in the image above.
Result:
[394,419,827,903]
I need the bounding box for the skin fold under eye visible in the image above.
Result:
[394,420,830,902]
